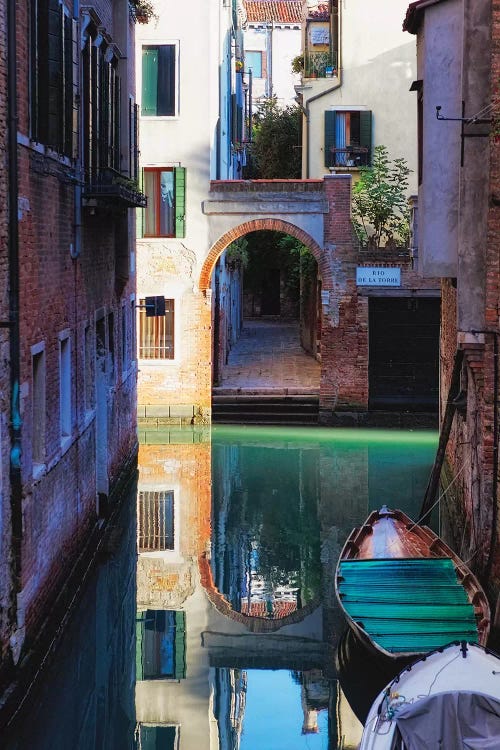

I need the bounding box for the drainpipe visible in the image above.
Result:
[7,0,23,637]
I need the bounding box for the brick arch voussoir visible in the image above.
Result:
[199,218,328,291]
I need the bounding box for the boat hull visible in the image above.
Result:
[359,642,500,749]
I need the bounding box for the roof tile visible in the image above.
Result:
[244,0,304,25]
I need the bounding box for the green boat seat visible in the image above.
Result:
[338,557,479,654]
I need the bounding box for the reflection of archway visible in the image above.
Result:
[199,218,329,291]
[199,554,321,633]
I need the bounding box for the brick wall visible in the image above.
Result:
[0,0,139,679]
[0,0,12,664]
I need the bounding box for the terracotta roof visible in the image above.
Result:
[403,0,445,34]
[244,0,303,25]
[241,600,298,618]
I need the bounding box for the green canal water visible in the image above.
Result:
[4,426,438,750]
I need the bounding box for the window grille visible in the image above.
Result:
[138,298,175,360]
[138,490,174,551]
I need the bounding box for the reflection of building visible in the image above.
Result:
[135,432,213,749]
[213,668,247,750]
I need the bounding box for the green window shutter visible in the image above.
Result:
[174,611,186,679]
[142,47,158,116]
[71,18,78,159]
[136,168,144,238]
[324,110,336,168]
[359,110,372,163]
[175,167,186,238]
[136,612,145,680]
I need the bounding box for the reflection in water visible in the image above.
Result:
[3,426,437,750]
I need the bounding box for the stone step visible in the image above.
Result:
[212,394,320,425]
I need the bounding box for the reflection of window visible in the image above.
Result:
[142,44,176,116]
[246,50,263,78]
[138,490,175,548]
[324,110,372,168]
[137,724,180,750]
[138,300,175,360]
[141,167,186,238]
[136,610,186,680]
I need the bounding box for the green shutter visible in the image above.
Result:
[324,110,336,168]
[142,47,158,116]
[175,167,186,238]
[47,0,63,149]
[359,110,372,163]
[136,168,144,238]
[136,612,145,680]
[174,611,186,679]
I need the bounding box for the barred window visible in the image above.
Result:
[138,490,174,551]
[138,298,174,359]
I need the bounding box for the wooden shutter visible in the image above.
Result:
[324,110,337,168]
[174,167,186,238]
[71,18,78,159]
[136,168,144,238]
[359,110,372,163]
[142,47,158,115]
[62,11,73,157]
[47,0,63,149]
[174,611,186,679]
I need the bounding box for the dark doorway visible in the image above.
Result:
[261,268,281,315]
[369,297,440,412]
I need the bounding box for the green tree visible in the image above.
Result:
[352,145,411,249]
[246,97,302,179]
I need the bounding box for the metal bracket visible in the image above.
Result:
[436,102,492,166]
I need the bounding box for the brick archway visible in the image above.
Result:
[199,218,330,291]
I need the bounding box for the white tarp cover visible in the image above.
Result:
[395,692,500,749]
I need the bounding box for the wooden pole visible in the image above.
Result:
[420,348,464,523]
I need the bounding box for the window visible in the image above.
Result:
[136,725,180,750]
[30,0,76,156]
[324,110,372,168]
[59,333,71,440]
[82,19,121,182]
[141,167,186,238]
[84,324,94,412]
[246,50,263,78]
[142,44,177,117]
[32,345,46,465]
[139,298,175,359]
[138,490,175,550]
[136,610,186,680]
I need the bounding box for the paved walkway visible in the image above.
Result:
[215,319,320,394]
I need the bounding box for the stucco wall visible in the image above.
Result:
[244,23,302,106]
[303,0,417,185]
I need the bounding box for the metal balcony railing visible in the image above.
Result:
[83,167,147,208]
[327,145,370,169]
[304,50,338,79]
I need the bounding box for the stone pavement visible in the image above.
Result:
[214,319,320,394]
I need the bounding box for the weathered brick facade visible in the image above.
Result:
[0,0,140,705]
[0,0,12,668]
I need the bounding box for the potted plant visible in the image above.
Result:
[130,0,158,24]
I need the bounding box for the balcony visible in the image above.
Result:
[304,50,338,79]
[83,167,147,208]
[327,145,370,170]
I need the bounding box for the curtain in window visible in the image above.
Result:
[335,112,347,165]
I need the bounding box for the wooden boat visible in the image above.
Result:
[359,641,500,749]
[335,506,490,669]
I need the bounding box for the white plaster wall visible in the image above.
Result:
[418,2,462,278]
[303,0,417,187]
[244,24,302,107]
[135,1,234,407]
